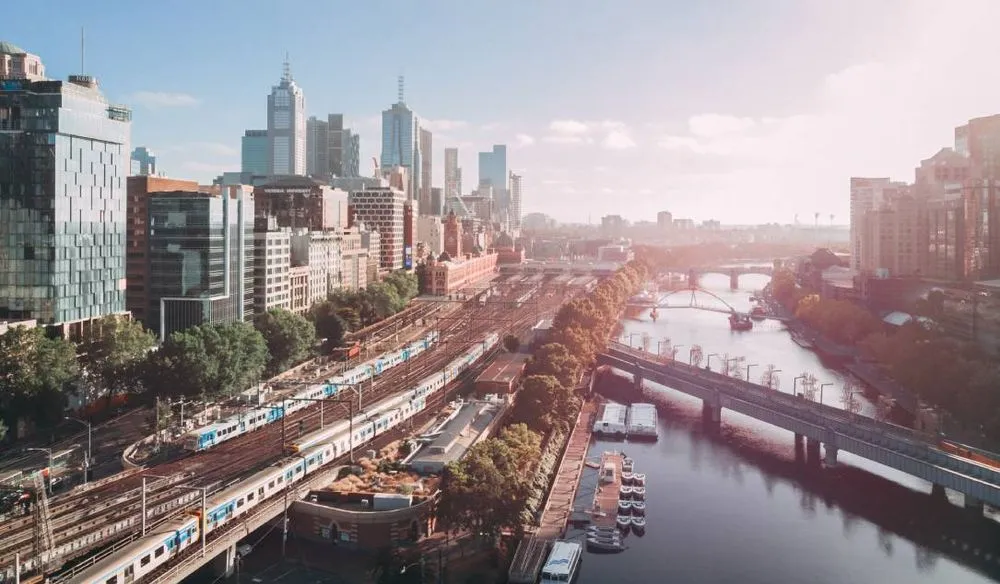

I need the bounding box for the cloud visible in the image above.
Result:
[602,130,636,150]
[180,160,223,174]
[480,122,506,131]
[688,114,756,138]
[542,135,593,145]
[544,119,633,148]
[421,119,468,132]
[549,119,590,135]
[129,91,200,109]
[515,134,536,147]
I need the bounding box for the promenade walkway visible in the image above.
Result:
[536,399,597,539]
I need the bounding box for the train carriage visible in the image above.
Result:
[74,516,199,584]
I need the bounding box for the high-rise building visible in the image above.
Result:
[859,189,925,277]
[253,229,291,313]
[254,176,348,232]
[348,186,407,270]
[0,49,132,335]
[241,130,269,176]
[306,116,329,179]
[267,58,306,176]
[849,177,893,271]
[126,176,200,326]
[955,114,1000,179]
[380,77,420,198]
[657,211,674,230]
[478,145,508,216]
[131,147,158,176]
[419,128,433,215]
[509,171,523,229]
[444,211,462,258]
[430,187,443,217]
[147,186,254,340]
[0,41,45,81]
[444,147,461,199]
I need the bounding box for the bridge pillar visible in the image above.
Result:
[687,268,699,287]
[965,495,985,515]
[823,445,838,466]
[701,401,721,430]
[930,483,946,501]
[634,373,643,392]
[806,437,821,463]
[730,269,739,290]
[794,433,804,449]
[211,543,237,578]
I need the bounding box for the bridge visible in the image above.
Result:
[626,287,790,323]
[660,263,776,290]
[596,342,1000,512]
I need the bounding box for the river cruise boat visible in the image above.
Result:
[750,305,767,321]
[729,312,753,331]
[540,541,582,584]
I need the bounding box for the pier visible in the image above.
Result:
[536,399,598,539]
[591,451,625,529]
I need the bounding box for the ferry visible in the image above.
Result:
[750,305,767,321]
[540,541,582,584]
[729,312,753,331]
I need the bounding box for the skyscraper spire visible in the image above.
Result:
[283,52,292,82]
[398,75,405,104]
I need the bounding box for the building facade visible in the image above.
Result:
[253,229,291,313]
[417,216,444,257]
[478,145,508,215]
[348,187,406,270]
[0,41,45,81]
[255,176,347,232]
[130,146,157,176]
[0,66,132,335]
[339,228,368,291]
[380,83,420,198]
[242,130,269,176]
[291,230,341,306]
[289,265,309,315]
[509,171,522,229]
[424,253,498,296]
[306,116,329,180]
[267,60,306,176]
[126,176,200,325]
[443,212,462,258]
[444,147,461,200]
[147,186,254,340]
[657,211,673,230]
[419,128,432,215]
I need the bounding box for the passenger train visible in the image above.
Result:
[72,332,500,584]
[181,331,441,452]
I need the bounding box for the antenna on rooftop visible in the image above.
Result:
[283,52,292,82]
[398,75,405,104]
[80,27,85,74]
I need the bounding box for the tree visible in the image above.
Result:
[502,334,520,353]
[368,281,402,319]
[77,315,157,402]
[0,326,79,431]
[499,423,541,462]
[512,375,577,433]
[309,300,348,351]
[255,309,317,375]
[0,418,7,442]
[383,270,419,304]
[336,306,362,332]
[525,343,580,388]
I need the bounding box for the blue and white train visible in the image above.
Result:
[181,331,441,452]
[73,332,500,584]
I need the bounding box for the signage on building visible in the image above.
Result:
[404,245,413,269]
[262,188,313,194]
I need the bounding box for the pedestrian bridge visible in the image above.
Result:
[596,342,1000,510]
[626,287,790,323]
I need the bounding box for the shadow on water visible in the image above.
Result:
[595,370,1000,581]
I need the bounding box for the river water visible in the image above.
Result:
[572,273,999,584]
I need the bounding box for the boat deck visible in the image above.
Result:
[536,399,598,539]
[591,451,624,529]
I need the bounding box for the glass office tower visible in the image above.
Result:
[0,75,131,329]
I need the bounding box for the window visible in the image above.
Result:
[140,555,151,567]
[154,546,164,558]
[106,577,118,584]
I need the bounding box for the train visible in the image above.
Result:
[72,331,500,584]
[939,440,1000,471]
[181,331,441,452]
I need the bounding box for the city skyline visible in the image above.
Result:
[10,0,1000,223]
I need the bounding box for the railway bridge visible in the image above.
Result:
[596,342,1000,512]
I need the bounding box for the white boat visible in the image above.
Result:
[622,457,635,473]
[616,515,632,530]
[586,525,618,536]
[586,537,626,553]
[631,516,646,533]
[617,499,632,513]
[619,485,633,499]
[632,486,645,501]
[540,541,583,584]
[632,473,646,486]
[631,501,645,516]
[621,471,634,485]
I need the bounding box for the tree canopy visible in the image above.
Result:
[255,308,316,374]
[0,326,79,432]
[309,300,348,351]
[77,315,157,401]
[502,334,520,353]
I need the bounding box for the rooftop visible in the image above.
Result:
[475,354,528,386]
[409,400,506,471]
[0,41,26,55]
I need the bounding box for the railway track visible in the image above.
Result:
[0,283,563,576]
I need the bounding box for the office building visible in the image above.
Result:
[380,77,420,198]
[0,51,131,336]
[306,114,362,181]
[478,144,508,213]
[306,116,329,179]
[657,211,673,230]
[131,146,158,176]
[430,187,443,217]
[253,229,291,313]
[955,114,1000,179]
[290,230,341,305]
[0,41,45,81]
[858,190,925,277]
[509,172,522,229]
[417,216,444,257]
[925,198,965,281]
[267,59,306,176]
[349,186,406,270]
[242,130,269,176]
[914,148,968,198]
[419,128,433,215]
[289,266,309,314]
[147,186,254,340]
[850,177,896,271]
[424,252,498,296]
[339,228,368,291]
[361,229,382,282]
[126,176,200,325]
[444,147,461,199]
[254,176,347,232]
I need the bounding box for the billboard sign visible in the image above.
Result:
[404,245,413,269]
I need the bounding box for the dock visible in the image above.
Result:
[507,536,552,584]
[591,451,624,529]
[536,399,598,539]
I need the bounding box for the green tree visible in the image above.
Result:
[309,300,348,351]
[0,326,79,431]
[383,270,419,303]
[502,334,520,353]
[336,306,362,331]
[512,375,577,433]
[525,343,580,388]
[77,315,157,401]
[368,281,403,318]
[499,423,541,462]
[0,418,7,442]
[255,308,317,375]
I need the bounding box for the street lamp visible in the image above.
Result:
[64,416,91,485]
[25,448,53,495]
[793,374,807,395]
[819,383,834,405]
[400,558,426,583]
[767,369,782,389]
[671,344,685,362]
[746,363,758,382]
[706,353,719,370]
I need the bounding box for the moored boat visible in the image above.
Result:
[618,499,632,514]
[586,525,618,536]
[586,536,626,553]
[619,485,633,499]
[750,306,767,321]
[729,312,753,331]
[632,487,645,501]
[622,456,634,473]
[631,501,645,516]
[616,515,632,530]
[621,471,634,485]
[631,516,646,534]
[632,473,646,486]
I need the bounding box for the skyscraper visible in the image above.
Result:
[267,58,306,176]
[509,171,523,229]
[328,114,361,178]
[444,147,461,199]
[0,45,131,334]
[306,116,329,179]
[241,130,269,175]
[478,144,508,215]
[131,146,158,176]
[380,76,420,198]
[419,128,433,215]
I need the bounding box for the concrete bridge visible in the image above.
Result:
[690,265,775,289]
[597,342,1000,512]
[626,287,790,323]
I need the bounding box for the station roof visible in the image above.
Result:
[476,354,528,386]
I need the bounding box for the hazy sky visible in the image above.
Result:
[12,0,1000,224]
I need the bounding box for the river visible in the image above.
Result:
[572,272,1000,584]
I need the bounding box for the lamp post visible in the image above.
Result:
[706,353,718,371]
[767,369,782,389]
[819,383,834,405]
[141,473,174,536]
[793,374,807,395]
[401,557,426,583]
[671,344,685,362]
[746,363,758,382]
[25,448,53,495]
[64,416,91,485]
